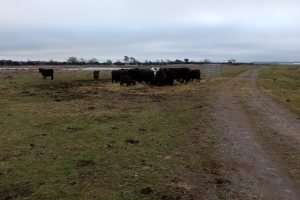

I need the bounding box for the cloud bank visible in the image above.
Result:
[1,0,299,62]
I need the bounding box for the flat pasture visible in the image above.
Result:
[258,65,300,115]
[0,65,258,199]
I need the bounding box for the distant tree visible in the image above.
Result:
[79,58,86,63]
[106,59,112,64]
[67,57,78,64]
[48,59,54,65]
[113,60,123,65]
[129,57,136,64]
[203,58,211,64]
[184,58,189,63]
[124,56,129,64]
[88,58,99,64]
[228,59,236,64]
[174,59,183,64]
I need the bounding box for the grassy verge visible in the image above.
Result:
[258,65,300,115]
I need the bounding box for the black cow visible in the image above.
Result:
[155,69,167,86]
[39,68,54,80]
[163,68,175,86]
[120,75,136,86]
[128,68,141,82]
[187,69,201,82]
[93,71,100,80]
[112,69,128,83]
[138,69,148,83]
[171,68,190,83]
[145,70,155,85]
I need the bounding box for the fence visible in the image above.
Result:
[200,64,221,78]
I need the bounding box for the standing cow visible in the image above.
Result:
[112,69,128,83]
[187,69,201,82]
[39,68,54,80]
[93,71,100,80]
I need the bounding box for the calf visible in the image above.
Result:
[93,71,100,80]
[187,69,201,82]
[120,75,136,86]
[39,68,54,80]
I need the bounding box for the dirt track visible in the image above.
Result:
[213,68,300,199]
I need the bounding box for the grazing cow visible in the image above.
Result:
[39,68,54,80]
[145,70,155,85]
[171,68,190,83]
[120,75,136,86]
[155,69,167,86]
[138,69,148,83]
[128,68,141,82]
[163,68,176,85]
[93,71,100,80]
[187,69,201,82]
[150,67,160,76]
[112,69,128,83]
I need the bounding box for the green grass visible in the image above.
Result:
[258,65,300,115]
[0,68,221,199]
[221,64,259,77]
[0,65,261,199]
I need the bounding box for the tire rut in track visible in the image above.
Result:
[213,68,300,199]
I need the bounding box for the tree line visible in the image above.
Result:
[0,56,253,66]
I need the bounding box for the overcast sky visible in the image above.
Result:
[1,0,299,63]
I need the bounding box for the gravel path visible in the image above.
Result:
[213,68,300,199]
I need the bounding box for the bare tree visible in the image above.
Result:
[67,57,78,64]
[130,57,136,64]
[203,58,211,64]
[79,58,86,63]
[124,56,129,64]
[106,59,112,64]
[88,58,99,64]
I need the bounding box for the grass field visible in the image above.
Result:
[258,65,300,115]
[0,65,258,199]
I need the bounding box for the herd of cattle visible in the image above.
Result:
[112,67,201,86]
[39,67,201,86]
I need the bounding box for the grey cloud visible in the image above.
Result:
[1,0,300,62]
